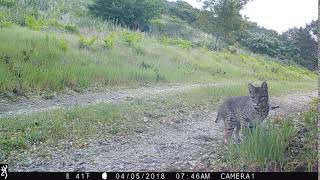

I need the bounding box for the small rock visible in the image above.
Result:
[187,161,196,167]
[144,117,149,122]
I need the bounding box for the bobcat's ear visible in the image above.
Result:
[261,81,268,91]
[248,83,255,93]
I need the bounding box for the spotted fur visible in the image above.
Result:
[215,82,269,143]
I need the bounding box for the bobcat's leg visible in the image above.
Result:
[224,116,236,144]
[234,121,241,143]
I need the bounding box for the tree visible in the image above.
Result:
[281,21,318,70]
[164,0,199,24]
[89,0,163,31]
[200,0,250,45]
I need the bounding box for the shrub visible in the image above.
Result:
[159,36,192,49]
[120,32,143,46]
[59,39,69,52]
[89,0,162,30]
[48,20,78,33]
[79,35,96,48]
[103,32,116,48]
[0,0,15,7]
[0,21,13,28]
[24,15,46,31]
[64,24,78,33]
[149,19,165,33]
[174,39,192,49]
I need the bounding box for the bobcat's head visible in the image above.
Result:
[248,81,269,110]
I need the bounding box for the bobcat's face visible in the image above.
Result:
[248,82,269,109]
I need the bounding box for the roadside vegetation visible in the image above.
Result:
[0,26,316,96]
[0,82,316,164]
[0,0,317,97]
[0,0,317,171]
[216,99,318,172]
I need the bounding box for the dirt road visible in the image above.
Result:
[0,83,225,117]
[10,91,316,172]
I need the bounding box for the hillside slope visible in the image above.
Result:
[0,26,316,96]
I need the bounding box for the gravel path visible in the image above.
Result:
[11,91,317,172]
[0,83,223,117]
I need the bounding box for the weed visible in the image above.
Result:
[48,19,64,29]
[0,20,13,28]
[59,39,69,52]
[160,36,192,49]
[24,15,45,31]
[103,32,116,49]
[79,35,96,48]
[64,24,78,33]
[121,31,143,46]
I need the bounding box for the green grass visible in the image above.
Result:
[0,82,316,163]
[0,26,316,95]
[220,100,318,171]
[226,120,295,171]
[0,0,317,169]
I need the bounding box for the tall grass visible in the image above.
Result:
[227,120,295,171]
[0,26,315,95]
[222,100,318,172]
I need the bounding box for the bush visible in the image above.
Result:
[160,36,192,49]
[89,0,162,30]
[0,21,13,28]
[149,19,165,33]
[24,15,46,31]
[103,32,116,48]
[64,24,78,33]
[120,32,143,46]
[59,39,69,52]
[79,35,96,48]
[0,0,15,7]
[48,19,65,30]
[48,20,78,33]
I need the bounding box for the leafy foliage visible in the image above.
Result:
[240,20,318,70]
[160,36,192,49]
[120,31,143,46]
[64,24,78,33]
[79,35,96,48]
[0,0,16,7]
[24,15,45,31]
[0,20,12,28]
[59,39,69,52]
[200,0,250,45]
[89,0,162,30]
[103,32,116,49]
[163,0,199,24]
[48,19,78,33]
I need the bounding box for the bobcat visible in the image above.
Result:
[215,82,269,143]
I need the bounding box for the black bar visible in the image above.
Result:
[4,172,318,180]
